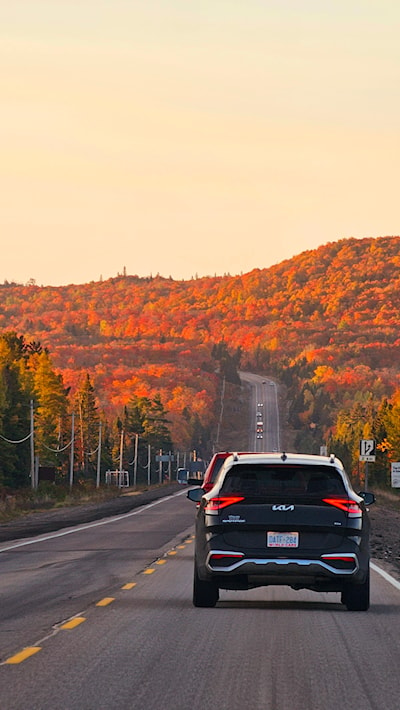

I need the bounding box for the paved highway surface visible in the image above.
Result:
[240,371,280,452]
[1,490,400,710]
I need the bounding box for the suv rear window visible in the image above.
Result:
[220,464,346,499]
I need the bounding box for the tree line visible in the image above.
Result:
[279,355,400,488]
[0,333,175,489]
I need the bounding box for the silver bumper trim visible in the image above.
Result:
[206,551,359,576]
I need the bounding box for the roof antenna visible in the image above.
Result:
[281,452,287,461]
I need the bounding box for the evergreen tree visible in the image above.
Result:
[75,373,100,478]
[0,333,32,487]
[29,351,70,470]
[143,394,173,451]
[211,342,242,384]
[124,394,173,482]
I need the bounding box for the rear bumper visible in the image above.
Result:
[202,550,369,589]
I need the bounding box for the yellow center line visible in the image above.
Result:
[177,545,186,549]
[4,647,41,664]
[156,559,167,565]
[168,551,177,556]
[121,582,137,590]
[61,617,86,630]
[143,568,155,575]
[96,597,115,607]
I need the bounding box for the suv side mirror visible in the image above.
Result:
[358,491,375,506]
[187,488,204,503]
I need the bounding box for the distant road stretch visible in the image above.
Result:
[240,371,281,452]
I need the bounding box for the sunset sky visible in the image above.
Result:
[2,1,399,286]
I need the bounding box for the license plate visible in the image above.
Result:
[267,532,299,548]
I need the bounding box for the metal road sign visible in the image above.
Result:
[391,462,400,488]
[359,439,376,462]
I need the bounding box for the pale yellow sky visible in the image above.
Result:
[1,1,399,285]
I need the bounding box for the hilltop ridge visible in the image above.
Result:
[0,235,399,454]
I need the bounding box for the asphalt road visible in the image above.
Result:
[240,371,280,452]
[1,490,400,710]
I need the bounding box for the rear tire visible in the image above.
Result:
[341,569,370,611]
[193,563,219,608]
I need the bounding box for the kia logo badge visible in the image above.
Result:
[272,504,295,511]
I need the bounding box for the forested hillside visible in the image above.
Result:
[1,235,399,487]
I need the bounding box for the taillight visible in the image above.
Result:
[205,496,245,512]
[209,552,244,560]
[322,498,361,516]
[321,553,357,570]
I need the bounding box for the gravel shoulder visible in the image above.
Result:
[369,496,400,581]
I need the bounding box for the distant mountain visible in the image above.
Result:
[1,236,399,435]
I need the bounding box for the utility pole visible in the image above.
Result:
[69,412,75,488]
[96,421,102,488]
[78,399,84,472]
[30,400,35,489]
[133,434,138,486]
[119,429,124,472]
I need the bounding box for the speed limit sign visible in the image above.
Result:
[359,439,376,462]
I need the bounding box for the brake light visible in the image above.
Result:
[322,498,361,515]
[320,553,357,570]
[205,496,245,512]
[210,552,244,560]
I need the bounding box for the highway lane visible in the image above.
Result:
[0,489,193,663]
[240,371,280,452]
[1,504,400,710]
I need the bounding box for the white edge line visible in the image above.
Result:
[371,561,400,592]
[0,489,189,553]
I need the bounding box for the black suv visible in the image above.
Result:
[187,452,375,611]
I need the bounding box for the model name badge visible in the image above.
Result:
[222,515,246,523]
[272,505,295,511]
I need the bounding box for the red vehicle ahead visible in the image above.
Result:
[202,451,261,492]
[201,453,231,492]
